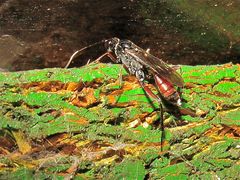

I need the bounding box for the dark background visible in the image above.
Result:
[0,0,239,71]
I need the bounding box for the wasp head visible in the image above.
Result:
[105,37,133,52]
[119,39,132,51]
[105,37,120,52]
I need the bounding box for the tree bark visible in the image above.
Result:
[0,63,239,179]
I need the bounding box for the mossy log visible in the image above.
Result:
[0,63,239,179]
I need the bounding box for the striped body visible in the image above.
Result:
[154,74,181,106]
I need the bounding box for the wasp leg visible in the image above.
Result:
[159,103,164,151]
[95,52,124,89]
[139,81,161,103]
[94,52,124,89]
[118,65,123,87]
[98,52,124,87]
[94,52,116,63]
[139,81,164,151]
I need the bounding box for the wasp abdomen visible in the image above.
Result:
[154,75,181,106]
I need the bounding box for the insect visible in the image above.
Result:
[66,37,183,105]
[65,37,184,150]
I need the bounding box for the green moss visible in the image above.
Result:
[0,63,239,178]
[85,124,126,143]
[191,85,211,93]
[190,173,220,180]
[110,159,146,180]
[212,109,240,126]
[213,81,240,95]
[217,164,240,179]
[93,89,101,99]
[150,156,170,170]
[140,148,159,165]
[117,88,151,103]
[127,126,162,143]
[85,124,163,144]
[189,93,217,115]
[192,124,211,136]
[0,64,127,85]
[181,115,200,122]
[0,168,34,180]
[91,107,126,124]
[192,138,237,172]
[153,162,191,179]
[29,115,88,138]
[182,64,238,85]
[201,94,233,105]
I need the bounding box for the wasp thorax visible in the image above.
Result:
[120,40,132,50]
[136,70,145,82]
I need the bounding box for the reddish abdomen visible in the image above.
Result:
[154,75,175,98]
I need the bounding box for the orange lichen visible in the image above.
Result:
[70,87,97,107]
[68,117,89,125]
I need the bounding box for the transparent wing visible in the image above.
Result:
[125,43,184,87]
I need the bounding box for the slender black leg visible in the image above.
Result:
[159,103,164,152]
[139,81,164,151]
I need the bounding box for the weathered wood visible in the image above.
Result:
[0,63,239,179]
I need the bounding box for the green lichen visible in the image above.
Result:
[0,63,239,178]
[213,81,240,95]
[110,159,146,180]
[182,64,238,85]
[151,162,191,179]
[212,108,240,126]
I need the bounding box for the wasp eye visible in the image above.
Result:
[121,42,131,49]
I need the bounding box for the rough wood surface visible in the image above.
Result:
[0,63,239,179]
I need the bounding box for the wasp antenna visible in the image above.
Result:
[65,49,81,68]
[65,39,107,68]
